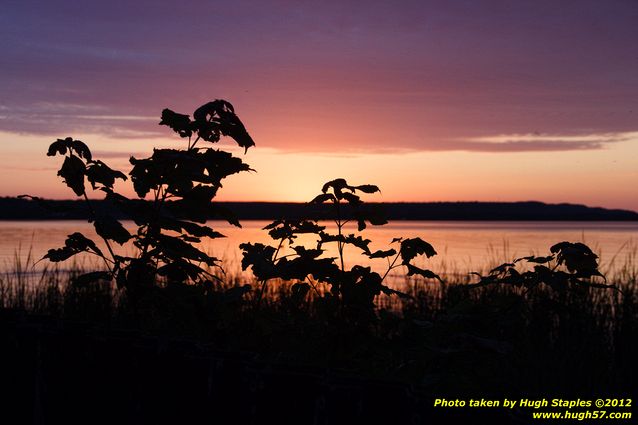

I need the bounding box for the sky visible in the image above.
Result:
[1,0,637,210]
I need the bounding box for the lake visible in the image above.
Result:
[1,220,636,282]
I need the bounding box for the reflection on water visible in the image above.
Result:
[1,220,636,282]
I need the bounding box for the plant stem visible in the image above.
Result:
[256,237,285,306]
[380,251,402,285]
[335,201,345,272]
[82,192,116,275]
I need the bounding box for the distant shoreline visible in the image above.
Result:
[1,198,637,221]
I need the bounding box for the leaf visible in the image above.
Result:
[515,255,554,264]
[550,241,602,277]
[489,262,515,274]
[344,234,371,253]
[318,232,370,253]
[43,246,80,262]
[367,249,397,259]
[321,178,348,194]
[43,232,103,262]
[168,184,219,222]
[159,218,225,239]
[193,100,255,152]
[341,192,361,205]
[70,139,92,161]
[58,155,86,196]
[266,220,325,242]
[86,160,127,190]
[354,205,388,230]
[47,138,70,157]
[292,246,323,259]
[354,184,380,194]
[400,237,437,263]
[157,259,209,282]
[93,217,131,245]
[239,242,277,280]
[405,264,443,282]
[66,232,103,256]
[155,234,218,266]
[310,193,336,204]
[200,149,253,185]
[380,286,412,299]
[128,156,158,198]
[159,108,192,138]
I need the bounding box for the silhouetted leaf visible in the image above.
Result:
[47,138,70,157]
[168,185,219,222]
[321,178,351,195]
[70,139,92,161]
[128,156,158,198]
[400,238,437,263]
[159,108,192,138]
[193,100,255,152]
[319,232,371,253]
[58,155,86,196]
[293,246,323,259]
[159,218,225,239]
[354,184,380,194]
[157,259,209,282]
[155,234,218,266]
[515,255,554,264]
[86,160,127,190]
[93,217,131,245]
[43,232,103,262]
[367,249,397,259]
[381,286,412,299]
[341,192,361,205]
[551,241,602,277]
[405,264,443,282]
[240,243,277,280]
[310,193,336,204]
[489,263,515,274]
[265,220,325,242]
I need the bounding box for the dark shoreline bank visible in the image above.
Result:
[2,198,637,221]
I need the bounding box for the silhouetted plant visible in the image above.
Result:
[240,178,442,311]
[468,241,616,291]
[35,100,254,297]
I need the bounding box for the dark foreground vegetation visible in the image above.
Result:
[1,265,636,424]
[1,100,636,424]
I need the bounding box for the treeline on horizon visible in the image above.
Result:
[1,196,637,221]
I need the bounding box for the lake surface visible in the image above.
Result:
[1,220,636,282]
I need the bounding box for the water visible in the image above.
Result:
[1,220,636,282]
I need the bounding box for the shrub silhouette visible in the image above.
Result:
[240,178,442,311]
[37,100,254,297]
[468,241,614,292]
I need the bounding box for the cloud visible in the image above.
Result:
[1,0,636,154]
[449,132,636,153]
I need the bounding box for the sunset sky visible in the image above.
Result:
[1,0,637,210]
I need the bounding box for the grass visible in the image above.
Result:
[2,246,636,385]
[1,245,636,425]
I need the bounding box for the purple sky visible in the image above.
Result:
[1,0,637,208]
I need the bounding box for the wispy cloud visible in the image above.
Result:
[453,132,637,153]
